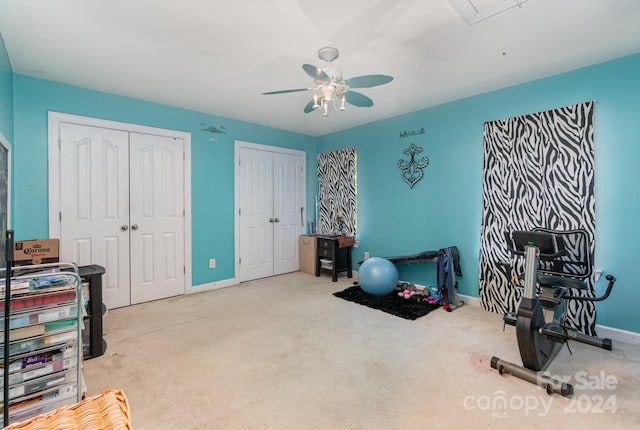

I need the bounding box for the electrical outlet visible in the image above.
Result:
[209,258,216,269]
[364,252,370,260]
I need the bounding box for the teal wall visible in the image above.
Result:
[7,46,640,333]
[0,31,12,144]
[317,53,640,333]
[12,75,316,286]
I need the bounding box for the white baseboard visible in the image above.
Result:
[594,324,640,346]
[457,293,481,307]
[188,277,238,294]
[457,294,640,346]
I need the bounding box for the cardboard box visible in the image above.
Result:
[13,239,60,266]
[299,235,317,275]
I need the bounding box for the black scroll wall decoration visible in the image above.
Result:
[398,143,429,188]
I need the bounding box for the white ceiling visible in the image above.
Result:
[1,0,639,137]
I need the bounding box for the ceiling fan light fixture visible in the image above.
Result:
[313,83,345,117]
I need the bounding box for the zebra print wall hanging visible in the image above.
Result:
[479,101,597,335]
[317,148,357,236]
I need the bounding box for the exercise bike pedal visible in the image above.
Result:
[502,312,517,329]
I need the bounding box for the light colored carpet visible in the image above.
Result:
[83,272,640,429]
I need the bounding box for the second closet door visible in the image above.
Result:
[237,147,303,282]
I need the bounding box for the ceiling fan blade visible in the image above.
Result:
[345,91,374,107]
[304,100,316,113]
[262,88,308,95]
[303,63,329,82]
[344,74,393,88]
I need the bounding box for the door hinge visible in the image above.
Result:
[183,209,185,217]
[184,266,186,274]
[239,257,241,265]
[239,208,241,216]
[59,211,62,222]
[58,138,62,150]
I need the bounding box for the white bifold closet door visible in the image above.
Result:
[237,146,305,282]
[59,123,185,309]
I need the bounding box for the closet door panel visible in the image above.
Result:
[59,123,131,309]
[273,152,303,275]
[129,133,185,304]
[238,147,274,281]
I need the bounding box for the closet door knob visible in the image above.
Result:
[121,225,129,231]
[274,218,280,223]
[269,218,275,223]
[131,224,139,230]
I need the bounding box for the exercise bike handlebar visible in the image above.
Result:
[564,274,616,302]
[505,240,567,260]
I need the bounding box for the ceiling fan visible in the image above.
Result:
[262,47,394,117]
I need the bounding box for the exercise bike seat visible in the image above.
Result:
[537,274,587,290]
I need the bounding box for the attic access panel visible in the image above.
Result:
[448,0,530,25]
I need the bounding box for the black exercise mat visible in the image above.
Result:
[333,285,441,320]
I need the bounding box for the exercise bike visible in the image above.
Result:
[490,228,616,396]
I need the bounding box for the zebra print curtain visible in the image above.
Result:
[479,102,597,335]
[317,148,357,236]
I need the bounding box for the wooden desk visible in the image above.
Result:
[315,235,354,282]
